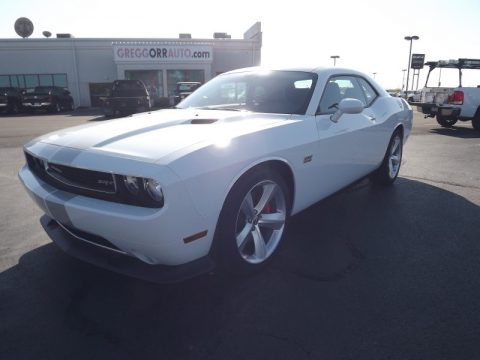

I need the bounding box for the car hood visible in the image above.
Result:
[32,109,291,163]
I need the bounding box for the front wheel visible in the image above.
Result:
[9,103,20,114]
[370,130,403,186]
[436,115,457,128]
[215,169,290,274]
[51,103,61,113]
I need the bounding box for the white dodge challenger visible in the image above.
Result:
[19,67,412,282]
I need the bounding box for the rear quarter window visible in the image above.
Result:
[357,77,378,106]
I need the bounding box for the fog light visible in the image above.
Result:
[124,176,140,195]
[144,178,164,203]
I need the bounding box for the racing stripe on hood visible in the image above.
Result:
[49,146,82,165]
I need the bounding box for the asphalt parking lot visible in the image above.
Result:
[1,110,479,360]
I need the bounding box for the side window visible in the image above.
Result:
[357,77,378,106]
[317,75,366,114]
[317,79,342,114]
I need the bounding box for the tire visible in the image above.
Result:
[51,103,61,113]
[9,103,19,114]
[370,130,403,186]
[472,109,480,132]
[215,168,290,274]
[436,115,457,128]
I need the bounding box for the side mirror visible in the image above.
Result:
[330,98,364,123]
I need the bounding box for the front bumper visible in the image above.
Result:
[23,102,52,109]
[19,156,215,267]
[40,215,215,283]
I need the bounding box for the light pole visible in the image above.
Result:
[404,35,419,98]
[401,69,407,92]
[330,55,340,66]
[372,72,377,79]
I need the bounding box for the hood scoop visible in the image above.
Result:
[190,118,218,124]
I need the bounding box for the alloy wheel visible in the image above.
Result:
[388,135,402,179]
[235,180,287,264]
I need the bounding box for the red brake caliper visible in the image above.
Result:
[263,203,273,213]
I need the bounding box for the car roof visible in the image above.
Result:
[223,66,369,77]
[225,66,320,74]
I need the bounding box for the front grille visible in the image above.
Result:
[24,151,163,208]
[46,163,116,194]
[25,152,116,195]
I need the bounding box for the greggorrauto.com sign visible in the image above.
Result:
[113,44,213,63]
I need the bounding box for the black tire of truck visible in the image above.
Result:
[436,115,457,128]
[472,109,480,132]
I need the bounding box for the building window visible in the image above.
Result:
[0,75,8,87]
[0,74,68,90]
[14,75,25,89]
[53,74,67,87]
[39,74,54,86]
[10,76,19,88]
[167,70,205,97]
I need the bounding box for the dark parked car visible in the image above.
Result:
[173,82,201,105]
[0,87,23,114]
[22,86,74,113]
[103,80,152,117]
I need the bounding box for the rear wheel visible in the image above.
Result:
[371,130,403,186]
[215,169,290,274]
[436,115,457,128]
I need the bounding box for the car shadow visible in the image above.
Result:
[1,178,479,359]
[429,126,480,138]
[88,115,111,122]
[65,108,104,117]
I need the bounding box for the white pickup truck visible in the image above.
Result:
[414,58,480,131]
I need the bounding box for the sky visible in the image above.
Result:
[1,0,480,89]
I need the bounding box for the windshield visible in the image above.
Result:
[177,70,317,115]
[177,84,199,92]
[32,87,53,94]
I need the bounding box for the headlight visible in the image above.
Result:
[143,179,164,202]
[124,176,140,195]
[119,175,164,208]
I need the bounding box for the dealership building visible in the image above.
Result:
[0,22,262,107]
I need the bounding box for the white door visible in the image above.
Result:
[312,75,382,197]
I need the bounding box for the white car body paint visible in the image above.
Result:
[19,66,412,269]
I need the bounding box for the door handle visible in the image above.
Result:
[368,116,376,122]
